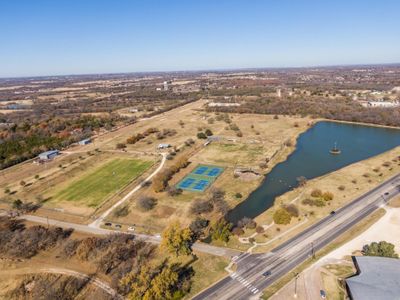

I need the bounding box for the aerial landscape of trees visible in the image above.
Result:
[362,241,399,258]
[0,114,122,169]
[0,216,197,299]
[207,97,400,127]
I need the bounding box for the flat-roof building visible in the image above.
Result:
[346,256,400,300]
[157,143,171,149]
[38,150,59,160]
[78,138,91,145]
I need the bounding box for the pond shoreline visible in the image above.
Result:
[227,120,400,223]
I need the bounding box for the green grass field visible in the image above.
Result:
[52,158,152,207]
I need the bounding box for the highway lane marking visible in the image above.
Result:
[230,274,260,295]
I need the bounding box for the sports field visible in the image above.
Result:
[176,164,224,192]
[51,158,152,207]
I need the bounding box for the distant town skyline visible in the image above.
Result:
[1,0,400,77]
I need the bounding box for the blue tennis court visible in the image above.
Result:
[176,164,224,192]
[179,178,196,188]
[194,166,208,175]
[193,180,209,191]
[207,167,222,177]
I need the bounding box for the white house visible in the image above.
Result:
[38,150,59,160]
[157,143,171,149]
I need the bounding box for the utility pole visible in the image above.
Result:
[311,242,316,259]
[294,272,299,298]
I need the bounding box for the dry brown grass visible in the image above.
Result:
[109,106,311,233]
[389,196,400,208]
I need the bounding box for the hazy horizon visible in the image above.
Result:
[1,61,400,80]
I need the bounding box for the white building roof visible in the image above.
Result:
[346,256,400,300]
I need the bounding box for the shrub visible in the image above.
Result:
[229,124,239,131]
[190,199,213,215]
[314,198,326,207]
[322,191,334,201]
[211,219,232,243]
[256,226,265,233]
[126,133,145,144]
[237,217,257,229]
[302,198,326,207]
[284,139,293,147]
[232,227,245,236]
[152,156,189,192]
[114,205,129,217]
[205,129,213,136]
[311,189,322,198]
[362,241,399,258]
[167,186,183,196]
[296,176,307,187]
[259,162,268,169]
[235,192,243,199]
[189,218,209,239]
[116,143,126,150]
[284,204,299,217]
[184,138,195,146]
[302,198,314,206]
[12,199,23,209]
[273,208,292,225]
[197,132,207,139]
[137,196,157,211]
[246,220,257,229]
[338,185,345,191]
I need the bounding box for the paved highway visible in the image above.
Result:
[193,173,400,300]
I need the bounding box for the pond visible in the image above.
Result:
[227,121,400,223]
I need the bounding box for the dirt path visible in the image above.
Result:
[0,266,123,299]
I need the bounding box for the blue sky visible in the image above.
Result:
[1,0,400,77]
